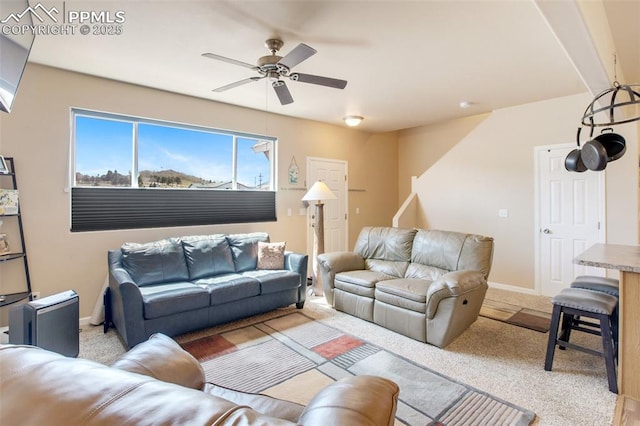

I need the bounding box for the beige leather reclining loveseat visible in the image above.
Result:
[0,333,399,425]
[317,227,494,348]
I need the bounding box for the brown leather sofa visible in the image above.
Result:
[317,227,494,348]
[0,333,399,425]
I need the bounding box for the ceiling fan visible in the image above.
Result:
[202,38,348,105]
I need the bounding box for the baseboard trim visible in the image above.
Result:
[487,281,540,296]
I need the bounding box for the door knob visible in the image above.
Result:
[542,228,551,234]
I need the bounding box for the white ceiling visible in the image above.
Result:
[28,0,639,133]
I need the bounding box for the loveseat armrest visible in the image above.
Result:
[298,375,399,426]
[285,251,309,305]
[108,250,147,349]
[111,333,205,390]
[425,270,487,319]
[317,252,365,305]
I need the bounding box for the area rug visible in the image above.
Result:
[480,299,551,333]
[181,312,535,425]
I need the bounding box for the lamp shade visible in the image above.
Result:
[302,181,336,202]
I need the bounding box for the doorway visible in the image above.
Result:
[306,157,348,262]
[535,144,605,297]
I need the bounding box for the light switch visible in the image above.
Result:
[287,208,292,216]
[498,209,509,218]
[356,207,360,214]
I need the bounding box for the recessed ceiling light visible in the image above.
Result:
[343,115,364,127]
[459,101,472,109]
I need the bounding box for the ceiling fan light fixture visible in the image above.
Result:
[343,115,364,127]
[204,39,347,106]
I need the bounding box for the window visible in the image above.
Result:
[71,109,277,232]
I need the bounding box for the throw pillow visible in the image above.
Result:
[257,241,286,270]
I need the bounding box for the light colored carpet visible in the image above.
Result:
[79,287,616,425]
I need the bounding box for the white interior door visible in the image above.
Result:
[536,144,605,297]
[306,158,348,265]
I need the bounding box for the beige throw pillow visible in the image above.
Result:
[257,241,286,270]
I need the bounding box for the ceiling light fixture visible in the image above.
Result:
[459,101,472,109]
[343,115,364,127]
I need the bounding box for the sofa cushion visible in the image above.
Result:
[139,282,209,319]
[458,234,494,278]
[335,270,395,288]
[194,274,261,305]
[375,278,430,314]
[204,383,305,423]
[242,270,300,294]
[335,281,376,298]
[411,230,467,271]
[376,278,429,303]
[354,227,417,262]
[365,259,409,278]
[182,235,235,280]
[121,238,189,286]
[111,333,205,390]
[404,263,447,281]
[227,232,270,272]
[257,241,286,270]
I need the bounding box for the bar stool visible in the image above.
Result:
[544,287,618,393]
[570,275,619,354]
[571,275,619,297]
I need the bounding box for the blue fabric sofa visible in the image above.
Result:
[107,232,308,349]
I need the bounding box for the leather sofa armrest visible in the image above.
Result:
[425,270,487,319]
[317,252,365,305]
[111,333,206,390]
[298,375,399,426]
[285,251,309,304]
[108,250,147,349]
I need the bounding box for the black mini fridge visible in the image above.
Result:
[9,290,79,357]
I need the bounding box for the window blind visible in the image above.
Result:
[71,187,276,232]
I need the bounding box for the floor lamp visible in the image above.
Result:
[302,181,336,296]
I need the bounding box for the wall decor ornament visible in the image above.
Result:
[288,156,299,184]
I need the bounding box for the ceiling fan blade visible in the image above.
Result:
[290,73,348,89]
[277,43,317,70]
[272,80,294,105]
[202,53,257,70]
[213,76,263,92]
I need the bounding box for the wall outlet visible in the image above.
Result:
[32,291,40,300]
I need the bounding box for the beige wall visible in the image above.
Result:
[0,64,399,322]
[397,113,489,204]
[399,92,639,291]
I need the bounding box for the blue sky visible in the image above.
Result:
[75,116,270,186]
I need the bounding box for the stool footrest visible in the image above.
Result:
[571,323,602,336]
[555,339,604,358]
